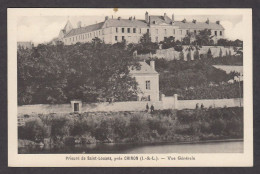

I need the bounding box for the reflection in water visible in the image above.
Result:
[19,141,243,154]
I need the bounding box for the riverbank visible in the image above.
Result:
[18,139,244,154]
[18,107,243,147]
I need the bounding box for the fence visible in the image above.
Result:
[18,95,243,115]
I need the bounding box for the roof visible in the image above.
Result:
[173,21,224,30]
[64,22,105,38]
[149,15,224,30]
[149,15,172,25]
[130,62,158,75]
[63,15,224,38]
[104,19,149,28]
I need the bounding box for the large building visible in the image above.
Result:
[130,61,159,101]
[58,12,225,45]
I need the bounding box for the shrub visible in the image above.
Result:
[194,50,200,60]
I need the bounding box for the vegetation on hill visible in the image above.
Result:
[18,107,243,146]
[18,38,140,105]
[147,56,243,98]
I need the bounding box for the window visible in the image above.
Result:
[127,28,130,33]
[220,31,222,36]
[215,31,217,36]
[164,29,167,35]
[146,80,151,90]
[99,31,101,35]
[156,29,158,34]
[133,28,136,33]
[140,28,142,33]
[115,36,118,41]
[147,29,149,33]
[194,30,197,34]
[122,28,125,33]
[122,36,125,40]
[186,30,189,34]
[173,29,175,34]
[116,28,118,33]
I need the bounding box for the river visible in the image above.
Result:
[18,140,243,154]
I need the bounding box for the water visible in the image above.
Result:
[19,141,243,154]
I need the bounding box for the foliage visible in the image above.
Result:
[195,29,214,46]
[160,36,176,49]
[207,48,213,59]
[132,32,159,54]
[194,50,200,60]
[179,51,184,61]
[217,39,243,47]
[18,41,139,105]
[18,107,243,144]
[219,48,223,57]
[148,57,242,98]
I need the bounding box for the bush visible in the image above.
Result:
[19,107,243,144]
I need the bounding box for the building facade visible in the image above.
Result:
[58,12,225,45]
[130,61,159,101]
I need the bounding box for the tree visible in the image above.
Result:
[18,42,139,104]
[160,36,176,49]
[195,29,214,46]
[179,50,184,61]
[140,32,151,44]
[219,48,223,57]
[194,49,200,60]
[133,33,159,54]
[225,50,229,57]
[207,48,213,59]
[217,39,230,46]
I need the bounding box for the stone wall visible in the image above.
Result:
[18,97,243,115]
[136,46,236,61]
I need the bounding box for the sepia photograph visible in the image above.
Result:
[8,8,253,167]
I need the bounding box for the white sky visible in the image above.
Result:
[17,8,243,45]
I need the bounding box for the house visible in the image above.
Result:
[130,60,159,101]
[58,12,225,45]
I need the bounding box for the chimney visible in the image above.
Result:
[206,18,209,24]
[105,16,109,20]
[77,21,82,28]
[112,15,113,19]
[145,11,149,23]
[182,18,187,23]
[172,13,175,23]
[118,17,121,20]
[133,16,136,20]
[150,60,155,70]
[164,13,167,20]
[192,19,196,24]
[216,20,220,25]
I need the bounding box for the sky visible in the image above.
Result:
[17,9,243,45]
